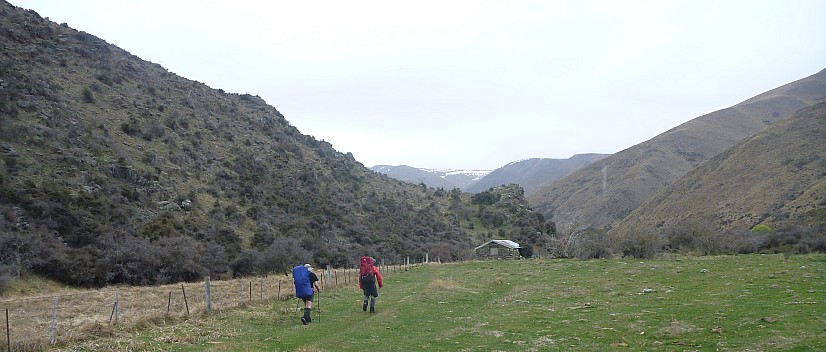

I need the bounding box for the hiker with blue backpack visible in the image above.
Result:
[359,256,383,313]
[293,263,320,325]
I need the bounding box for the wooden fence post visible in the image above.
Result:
[205,276,212,313]
[115,287,119,323]
[238,280,243,306]
[50,296,58,345]
[181,284,190,316]
[5,308,9,352]
[319,271,325,291]
[109,288,119,323]
[167,292,172,314]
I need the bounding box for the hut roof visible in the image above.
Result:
[474,239,521,250]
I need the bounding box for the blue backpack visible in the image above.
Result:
[292,265,313,299]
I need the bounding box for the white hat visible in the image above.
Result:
[304,264,313,271]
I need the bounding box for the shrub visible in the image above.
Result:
[81,87,94,103]
[544,233,577,258]
[693,231,727,256]
[663,219,724,255]
[751,224,774,233]
[719,230,763,254]
[617,230,665,259]
[120,121,140,136]
[760,224,826,254]
[0,268,12,294]
[574,231,613,259]
[229,249,261,277]
[471,190,500,205]
[258,237,311,274]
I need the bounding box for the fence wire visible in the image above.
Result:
[1,262,411,350]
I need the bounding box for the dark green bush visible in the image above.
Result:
[81,86,94,103]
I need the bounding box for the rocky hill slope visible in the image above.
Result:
[529,69,826,233]
[0,1,552,290]
[611,102,825,237]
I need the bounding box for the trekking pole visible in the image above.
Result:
[316,290,320,322]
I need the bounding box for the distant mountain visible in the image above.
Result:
[529,68,826,233]
[465,154,608,196]
[370,165,489,190]
[611,102,826,236]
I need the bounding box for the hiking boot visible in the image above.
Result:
[370,307,375,313]
[363,302,368,311]
[301,317,308,325]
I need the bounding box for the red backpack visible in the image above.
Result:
[359,256,375,284]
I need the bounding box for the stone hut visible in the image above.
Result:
[474,239,522,260]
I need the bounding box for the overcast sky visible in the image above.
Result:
[12,0,826,170]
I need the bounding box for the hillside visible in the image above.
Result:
[465,153,608,196]
[611,102,826,237]
[370,165,489,190]
[529,68,826,233]
[0,1,552,290]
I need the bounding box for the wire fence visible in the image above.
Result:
[1,260,416,351]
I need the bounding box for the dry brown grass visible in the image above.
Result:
[0,267,371,350]
[426,279,461,291]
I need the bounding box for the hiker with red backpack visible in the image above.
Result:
[359,256,383,313]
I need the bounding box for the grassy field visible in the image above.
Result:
[54,254,824,351]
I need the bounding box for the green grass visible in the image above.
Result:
[58,254,825,351]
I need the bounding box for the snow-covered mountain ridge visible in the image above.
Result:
[421,168,491,180]
[373,153,607,195]
[370,165,490,190]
